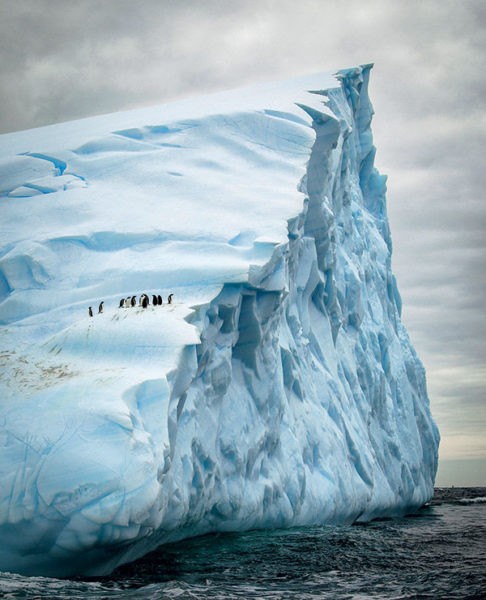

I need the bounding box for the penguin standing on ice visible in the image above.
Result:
[142,295,149,308]
[152,294,158,306]
[119,298,124,308]
[131,295,137,307]
[157,294,162,305]
[98,301,104,314]
[167,293,173,304]
[88,307,93,317]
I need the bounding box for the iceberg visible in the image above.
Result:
[0,64,439,577]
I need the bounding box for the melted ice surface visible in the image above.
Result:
[0,66,439,577]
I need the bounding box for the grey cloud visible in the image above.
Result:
[436,459,485,487]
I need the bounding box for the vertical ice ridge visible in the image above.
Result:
[155,63,439,553]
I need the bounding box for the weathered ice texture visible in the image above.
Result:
[0,65,439,577]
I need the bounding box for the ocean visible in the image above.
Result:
[1,488,485,599]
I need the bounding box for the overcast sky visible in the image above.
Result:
[1,0,484,485]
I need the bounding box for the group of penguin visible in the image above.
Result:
[119,293,173,309]
[88,293,173,317]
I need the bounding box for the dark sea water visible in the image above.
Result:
[1,488,485,600]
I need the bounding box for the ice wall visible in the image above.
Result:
[161,66,439,535]
[0,65,439,577]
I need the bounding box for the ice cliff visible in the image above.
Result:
[0,65,439,577]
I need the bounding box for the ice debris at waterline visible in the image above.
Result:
[0,64,439,577]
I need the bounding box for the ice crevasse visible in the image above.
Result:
[0,64,439,577]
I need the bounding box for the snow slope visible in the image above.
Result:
[0,65,439,577]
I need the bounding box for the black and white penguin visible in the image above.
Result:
[119,298,124,308]
[88,306,93,317]
[98,301,104,314]
[124,297,130,308]
[157,294,163,305]
[142,295,149,308]
[167,293,173,304]
[152,294,158,306]
[131,295,137,307]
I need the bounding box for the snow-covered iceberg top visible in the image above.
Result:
[0,65,439,577]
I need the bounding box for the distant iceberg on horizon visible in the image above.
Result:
[0,64,439,577]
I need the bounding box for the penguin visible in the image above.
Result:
[119,298,124,308]
[142,295,148,308]
[131,295,137,307]
[157,294,163,305]
[125,297,131,308]
[88,306,93,317]
[98,301,104,314]
[167,293,173,304]
[152,294,158,306]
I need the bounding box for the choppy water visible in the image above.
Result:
[1,489,485,599]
